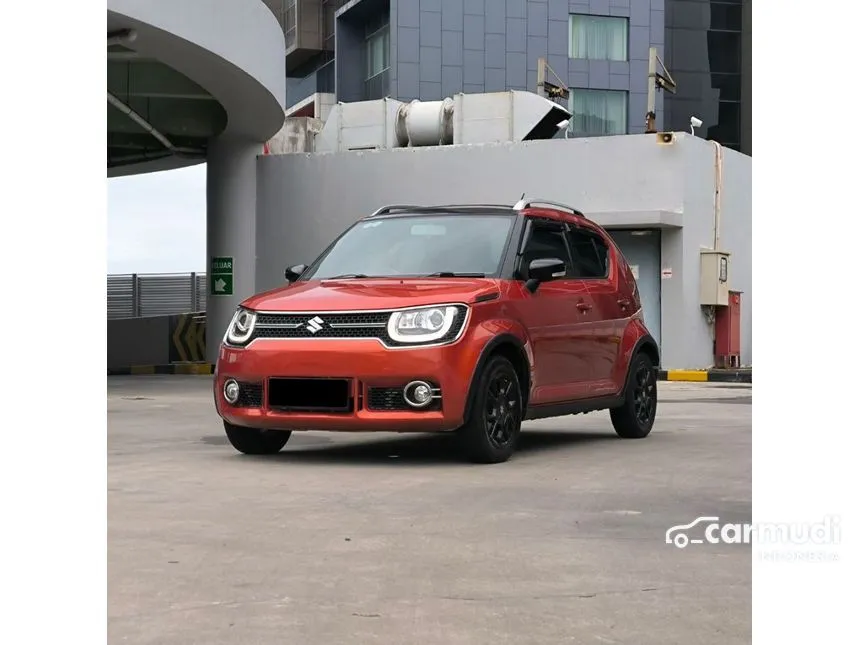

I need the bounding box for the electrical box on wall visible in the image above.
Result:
[700,250,731,306]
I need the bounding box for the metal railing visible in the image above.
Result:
[107,273,207,319]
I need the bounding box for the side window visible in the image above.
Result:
[568,229,610,278]
[520,220,573,277]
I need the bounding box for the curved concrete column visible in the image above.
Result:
[206,138,261,363]
[107,0,286,143]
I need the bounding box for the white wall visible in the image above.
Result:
[255,133,751,369]
[679,137,752,367]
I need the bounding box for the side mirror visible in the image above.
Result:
[285,264,307,283]
[526,257,566,292]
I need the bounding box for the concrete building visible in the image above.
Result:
[106,0,751,371]
[664,0,750,153]
[256,122,750,370]
[267,0,751,154]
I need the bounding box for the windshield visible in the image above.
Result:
[304,214,515,279]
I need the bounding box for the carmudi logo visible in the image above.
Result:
[665,515,841,551]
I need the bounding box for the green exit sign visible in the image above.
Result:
[210,256,234,296]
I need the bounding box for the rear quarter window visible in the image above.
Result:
[568,228,610,279]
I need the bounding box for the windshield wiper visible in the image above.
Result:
[423,272,486,278]
[326,273,370,279]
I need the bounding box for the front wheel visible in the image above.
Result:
[458,355,523,464]
[224,421,291,455]
[610,353,658,439]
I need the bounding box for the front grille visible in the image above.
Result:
[367,386,442,411]
[255,312,389,339]
[237,381,263,408]
[252,306,468,347]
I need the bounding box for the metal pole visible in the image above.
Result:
[646,47,657,133]
[131,273,140,317]
[190,272,199,311]
[536,57,547,98]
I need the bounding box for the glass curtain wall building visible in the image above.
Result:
[263,0,750,154]
[664,0,750,152]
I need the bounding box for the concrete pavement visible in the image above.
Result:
[108,377,751,644]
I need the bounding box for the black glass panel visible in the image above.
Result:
[665,1,750,153]
[708,31,741,73]
[711,73,741,101]
[711,2,743,31]
[706,101,741,146]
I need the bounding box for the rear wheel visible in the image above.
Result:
[610,353,658,439]
[224,421,291,455]
[458,355,523,464]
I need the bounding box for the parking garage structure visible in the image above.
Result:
[107,0,287,361]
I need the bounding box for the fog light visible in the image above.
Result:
[404,380,436,408]
[224,379,240,404]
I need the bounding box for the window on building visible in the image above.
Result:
[366,23,389,80]
[569,90,628,137]
[569,14,628,61]
[364,17,389,100]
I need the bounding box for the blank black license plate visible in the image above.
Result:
[267,378,352,412]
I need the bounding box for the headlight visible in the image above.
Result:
[224,307,257,346]
[387,306,459,343]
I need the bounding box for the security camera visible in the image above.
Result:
[690,116,703,135]
[556,119,571,139]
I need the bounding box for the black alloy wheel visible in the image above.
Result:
[459,355,523,463]
[485,369,520,449]
[632,362,657,426]
[610,352,658,439]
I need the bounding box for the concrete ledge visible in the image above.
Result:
[592,209,684,229]
[108,363,214,376]
[658,369,752,384]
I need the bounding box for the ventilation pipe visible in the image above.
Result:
[314,90,572,153]
[712,140,724,251]
[395,98,455,147]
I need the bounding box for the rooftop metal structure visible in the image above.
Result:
[367,204,516,218]
[368,197,587,220]
[512,197,587,218]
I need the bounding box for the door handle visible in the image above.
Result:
[576,302,592,312]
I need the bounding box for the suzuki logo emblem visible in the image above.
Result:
[305,316,325,333]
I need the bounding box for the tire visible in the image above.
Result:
[223,421,291,455]
[610,353,658,439]
[458,355,523,464]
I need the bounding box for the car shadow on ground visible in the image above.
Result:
[225,429,624,466]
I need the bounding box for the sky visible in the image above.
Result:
[107,163,207,275]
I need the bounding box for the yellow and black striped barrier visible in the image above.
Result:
[657,369,751,383]
[169,313,207,364]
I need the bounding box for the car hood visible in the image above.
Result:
[242,278,502,312]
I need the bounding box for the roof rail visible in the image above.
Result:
[368,204,421,217]
[512,197,586,218]
[367,204,517,217]
[424,204,514,211]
